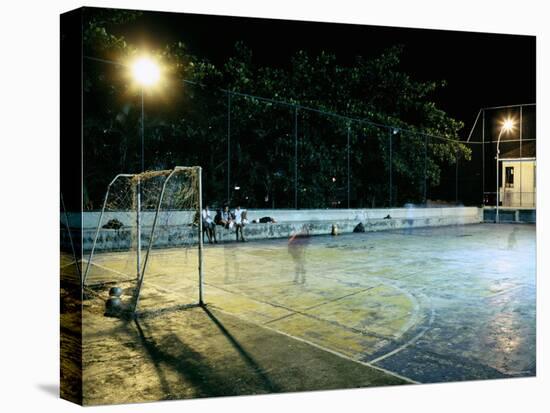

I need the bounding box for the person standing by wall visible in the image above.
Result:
[233,205,246,242]
[202,205,217,243]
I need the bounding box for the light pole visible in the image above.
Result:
[495,118,515,223]
[130,56,161,282]
[131,56,161,172]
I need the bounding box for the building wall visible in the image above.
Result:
[500,159,536,207]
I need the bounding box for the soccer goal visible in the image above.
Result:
[82,166,204,314]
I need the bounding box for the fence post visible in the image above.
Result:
[520,105,523,207]
[227,91,231,203]
[424,134,427,204]
[389,128,393,207]
[455,148,459,204]
[482,109,485,205]
[198,167,204,305]
[347,124,351,209]
[294,106,298,209]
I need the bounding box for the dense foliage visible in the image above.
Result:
[82,9,470,210]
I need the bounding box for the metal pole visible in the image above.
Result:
[227,92,231,203]
[520,105,523,207]
[496,150,499,223]
[423,135,427,203]
[496,128,504,223]
[136,177,141,281]
[82,174,134,286]
[482,110,485,205]
[294,106,298,209]
[466,109,482,142]
[480,103,535,111]
[132,168,179,313]
[61,193,82,284]
[389,129,392,207]
[455,149,459,204]
[141,88,144,173]
[198,167,204,305]
[347,124,350,209]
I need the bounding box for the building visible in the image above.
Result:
[499,141,536,208]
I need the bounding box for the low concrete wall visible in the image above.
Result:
[61,207,482,252]
[62,207,481,229]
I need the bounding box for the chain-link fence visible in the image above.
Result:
[461,104,536,209]
[83,57,534,211]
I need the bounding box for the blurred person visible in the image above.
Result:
[233,205,247,242]
[202,205,217,243]
[288,224,310,284]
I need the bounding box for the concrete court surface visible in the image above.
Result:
[81,223,536,404]
[79,304,407,405]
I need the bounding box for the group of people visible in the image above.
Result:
[201,205,248,243]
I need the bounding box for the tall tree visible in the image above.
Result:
[82,10,470,209]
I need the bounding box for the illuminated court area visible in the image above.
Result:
[78,223,536,404]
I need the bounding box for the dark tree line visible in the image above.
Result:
[82,9,470,210]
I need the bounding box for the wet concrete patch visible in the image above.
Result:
[371,345,509,383]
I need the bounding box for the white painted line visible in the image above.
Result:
[369,307,436,365]
[85,262,134,280]
[210,305,419,385]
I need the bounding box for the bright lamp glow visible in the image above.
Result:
[132,57,160,86]
[502,118,515,132]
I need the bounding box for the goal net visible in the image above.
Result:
[82,166,204,314]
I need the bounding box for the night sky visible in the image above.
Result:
[109,8,536,138]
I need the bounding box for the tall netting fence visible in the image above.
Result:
[83,58,143,210]
[82,57,530,211]
[228,93,295,208]
[299,111,347,208]
[461,104,536,209]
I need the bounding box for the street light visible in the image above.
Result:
[131,56,161,172]
[132,57,160,86]
[495,117,515,223]
[130,56,161,283]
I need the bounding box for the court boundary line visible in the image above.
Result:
[202,271,435,371]
[204,281,395,342]
[209,305,419,385]
[203,268,429,343]
[368,306,435,365]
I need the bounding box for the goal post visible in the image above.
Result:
[82,173,135,287]
[82,166,204,314]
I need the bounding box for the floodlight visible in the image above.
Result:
[502,118,514,132]
[132,57,160,86]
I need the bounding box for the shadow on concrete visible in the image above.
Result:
[202,306,281,392]
[136,303,202,319]
[131,307,280,399]
[36,383,59,398]
[133,319,176,398]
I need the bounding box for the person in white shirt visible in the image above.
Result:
[202,205,217,243]
[217,205,233,229]
[233,205,247,242]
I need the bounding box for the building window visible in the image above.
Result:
[505,166,514,188]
